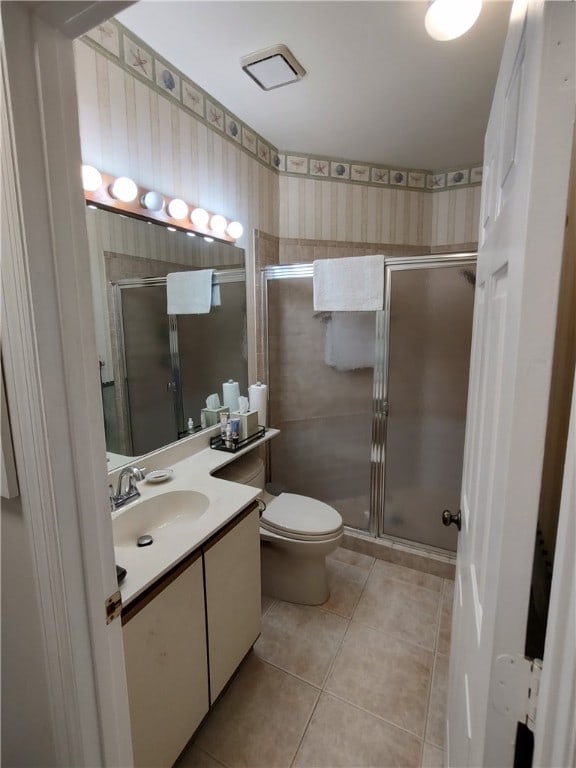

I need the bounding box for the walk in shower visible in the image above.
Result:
[264,255,476,553]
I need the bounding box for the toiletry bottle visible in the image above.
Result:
[187,417,194,434]
[220,412,228,441]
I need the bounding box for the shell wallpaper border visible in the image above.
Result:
[82,19,483,193]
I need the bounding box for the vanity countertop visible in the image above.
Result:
[114,428,279,607]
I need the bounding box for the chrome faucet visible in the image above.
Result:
[109,466,146,511]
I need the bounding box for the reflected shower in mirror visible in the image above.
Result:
[86,207,247,468]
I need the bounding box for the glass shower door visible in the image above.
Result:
[266,268,375,531]
[381,261,475,550]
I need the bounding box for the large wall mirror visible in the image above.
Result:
[87,207,247,469]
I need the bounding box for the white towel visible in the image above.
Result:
[167,270,217,314]
[313,255,385,311]
[324,312,375,371]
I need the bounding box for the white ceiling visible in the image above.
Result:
[117,1,512,170]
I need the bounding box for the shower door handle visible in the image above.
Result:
[442,509,461,531]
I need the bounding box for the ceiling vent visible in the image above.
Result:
[241,44,306,91]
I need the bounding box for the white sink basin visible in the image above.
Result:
[113,490,210,549]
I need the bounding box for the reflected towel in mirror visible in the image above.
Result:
[167,269,220,314]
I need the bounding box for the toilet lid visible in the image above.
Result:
[261,493,343,538]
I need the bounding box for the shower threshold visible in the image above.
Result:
[342,527,456,580]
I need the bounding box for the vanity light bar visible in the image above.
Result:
[81,165,244,243]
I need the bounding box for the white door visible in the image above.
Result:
[447,1,575,766]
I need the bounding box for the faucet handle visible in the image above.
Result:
[133,467,146,481]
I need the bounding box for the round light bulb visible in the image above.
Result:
[110,176,138,202]
[167,198,188,219]
[81,165,102,192]
[167,226,177,232]
[226,221,244,240]
[190,207,209,228]
[210,214,227,235]
[204,237,214,243]
[425,0,482,41]
[141,190,164,211]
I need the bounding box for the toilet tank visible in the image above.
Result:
[213,451,265,489]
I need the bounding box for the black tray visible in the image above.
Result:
[210,426,266,453]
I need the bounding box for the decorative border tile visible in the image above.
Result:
[155,61,180,100]
[471,166,483,184]
[371,168,390,185]
[83,20,484,192]
[242,127,257,153]
[408,171,426,188]
[225,115,241,143]
[182,81,204,117]
[331,162,349,179]
[310,159,329,177]
[447,169,470,186]
[123,35,153,80]
[351,164,370,181]
[273,153,286,171]
[206,101,224,131]
[86,21,120,57]
[257,140,270,164]
[390,170,407,186]
[427,173,446,190]
[286,156,308,174]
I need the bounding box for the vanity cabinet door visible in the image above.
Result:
[122,555,209,768]
[203,506,261,703]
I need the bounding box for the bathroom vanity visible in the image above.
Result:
[111,430,277,768]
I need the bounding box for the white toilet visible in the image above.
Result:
[215,452,344,605]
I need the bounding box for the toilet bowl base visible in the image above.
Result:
[260,538,340,605]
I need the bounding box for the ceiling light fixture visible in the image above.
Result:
[425,0,483,41]
[241,44,305,91]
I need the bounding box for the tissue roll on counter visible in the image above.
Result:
[248,382,267,426]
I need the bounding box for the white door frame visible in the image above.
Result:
[1,3,132,765]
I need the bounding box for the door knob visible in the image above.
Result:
[442,509,461,531]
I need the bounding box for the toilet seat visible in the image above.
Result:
[261,493,343,542]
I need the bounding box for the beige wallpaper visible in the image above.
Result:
[430,186,482,247]
[278,176,431,245]
[74,41,279,241]
[74,37,481,380]
[75,38,480,253]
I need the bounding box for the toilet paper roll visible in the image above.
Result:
[248,382,268,426]
[222,379,240,411]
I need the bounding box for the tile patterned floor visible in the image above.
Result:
[178,548,453,768]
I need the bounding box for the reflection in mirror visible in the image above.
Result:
[86,207,247,466]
